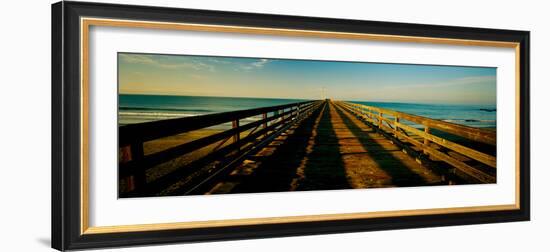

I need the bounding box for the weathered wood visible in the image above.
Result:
[206,101,444,194]
[128,142,146,191]
[394,117,399,137]
[424,126,430,155]
[120,100,324,197]
[134,120,293,196]
[396,122,496,168]
[343,102,496,145]
[181,103,324,195]
[232,120,240,143]
[378,112,383,129]
[232,119,240,152]
[119,100,316,146]
[340,101,496,163]
[423,147,496,183]
[391,130,494,183]
[337,101,496,184]
[119,108,299,176]
[121,98,497,197]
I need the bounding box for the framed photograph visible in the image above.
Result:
[52,1,530,250]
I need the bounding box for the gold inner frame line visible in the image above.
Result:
[80,17,521,235]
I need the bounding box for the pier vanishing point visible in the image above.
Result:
[119,100,496,197]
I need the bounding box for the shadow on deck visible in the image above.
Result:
[214,102,350,194]
[332,102,434,187]
[207,101,442,195]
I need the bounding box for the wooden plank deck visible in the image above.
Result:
[207,101,444,194]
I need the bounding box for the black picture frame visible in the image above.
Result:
[52,1,530,251]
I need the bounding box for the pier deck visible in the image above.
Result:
[119,99,496,197]
[208,101,443,194]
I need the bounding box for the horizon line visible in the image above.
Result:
[119,93,496,106]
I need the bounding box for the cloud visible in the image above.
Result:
[239,59,272,71]
[120,54,276,73]
[452,75,496,85]
[381,75,496,90]
[120,54,156,65]
[120,54,215,72]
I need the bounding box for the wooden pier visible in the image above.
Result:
[119,100,496,197]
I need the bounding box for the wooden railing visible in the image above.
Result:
[119,100,324,197]
[335,101,496,183]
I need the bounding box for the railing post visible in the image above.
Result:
[262,113,268,137]
[423,126,430,155]
[125,142,146,192]
[394,116,399,138]
[378,112,383,129]
[232,119,240,151]
[121,145,132,163]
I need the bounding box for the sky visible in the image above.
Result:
[118,53,496,105]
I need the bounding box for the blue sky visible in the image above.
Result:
[118,53,496,105]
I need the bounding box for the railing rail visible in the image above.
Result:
[119,100,324,197]
[119,100,319,146]
[336,101,496,183]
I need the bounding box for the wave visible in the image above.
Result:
[119,106,213,113]
[119,111,199,118]
[442,119,496,123]
[119,111,265,124]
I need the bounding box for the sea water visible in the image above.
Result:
[119,94,496,129]
[119,94,307,127]
[352,101,496,128]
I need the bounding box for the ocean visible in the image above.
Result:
[352,101,496,128]
[119,94,307,128]
[119,94,496,129]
